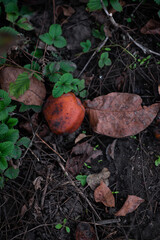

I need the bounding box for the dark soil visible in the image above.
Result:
[0,0,160,240]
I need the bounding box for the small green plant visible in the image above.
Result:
[52,73,87,98]
[0,90,30,188]
[76,175,87,187]
[84,162,91,169]
[39,24,66,48]
[80,40,91,53]
[92,25,105,40]
[55,218,70,233]
[130,135,137,139]
[155,156,160,167]
[93,144,99,150]
[87,0,122,12]
[1,0,33,30]
[129,55,151,70]
[98,52,112,68]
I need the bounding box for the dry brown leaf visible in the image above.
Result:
[75,133,87,144]
[115,195,144,216]
[140,19,160,35]
[87,168,110,190]
[66,142,102,176]
[106,139,117,160]
[76,222,96,240]
[33,176,43,191]
[0,67,46,105]
[20,204,28,217]
[94,181,115,207]
[158,85,160,95]
[85,92,159,138]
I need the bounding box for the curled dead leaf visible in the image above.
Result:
[75,133,87,144]
[33,176,43,191]
[85,92,159,138]
[0,67,46,106]
[94,181,115,207]
[140,19,160,35]
[115,195,144,216]
[87,168,110,190]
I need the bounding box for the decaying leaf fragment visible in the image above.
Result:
[0,67,46,106]
[115,195,144,216]
[66,142,102,176]
[85,92,159,138]
[94,181,115,207]
[87,168,110,190]
[76,222,96,240]
[140,19,160,35]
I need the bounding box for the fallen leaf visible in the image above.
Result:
[0,67,46,105]
[66,142,102,176]
[158,85,160,95]
[87,168,110,190]
[94,181,115,207]
[20,204,28,217]
[106,139,117,160]
[75,133,87,144]
[76,222,96,240]
[85,92,159,138]
[115,195,144,216]
[56,5,75,18]
[33,176,43,191]
[140,19,160,35]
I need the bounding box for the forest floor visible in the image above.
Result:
[0,0,160,239]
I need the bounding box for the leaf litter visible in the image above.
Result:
[85,92,159,138]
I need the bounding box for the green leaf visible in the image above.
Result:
[77,79,85,91]
[0,26,19,35]
[16,17,34,31]
[6,118,18,128]
[4,167,19,179]
[155,156,160,166]
[17,137,30,148]
[0,176,4,189]
[31,48,43,58]
[24,61,40,71]
[0,89,11,106]
[5,2,18,14]
[0,108,8,121]
[11,145,22,159]
[9,71,30,98]
[0,141,14,157]
[6,105,16,113]
[154,0,160,4]
[0,52,7,65]
[0,129,19,143]
[65,226,70,233]
[53,36,67,48]
[0,156,8,170]
[0,124,8,134]
[7,12,18,22]
[52,85,64,98]
[98,52,112,68]
[39,33,54,45]
[55,224,63,230]
[158,10,160,17]
[48,62,60,73]
[19,103,42,112]
[79,89,87,98]
[59,61,76,73]
[76,175,87,187]
[92,28,105,40]
[63,218,67,224]
[110,0,122,12]
[80,40,91,53]
[49,73,61,83]
[87,0,108,11]
[49,24,62,38]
